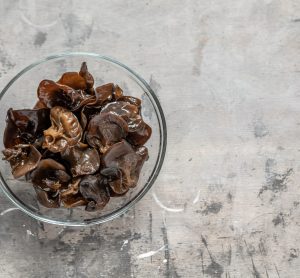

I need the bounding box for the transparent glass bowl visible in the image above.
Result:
[0,52,167,226]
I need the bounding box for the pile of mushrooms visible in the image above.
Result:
[2,63,151,211]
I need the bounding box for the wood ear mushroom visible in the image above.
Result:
[2,62,152,211]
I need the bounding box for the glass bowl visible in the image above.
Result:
[0,52,167,226]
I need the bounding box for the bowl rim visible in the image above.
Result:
[0,52,167,226]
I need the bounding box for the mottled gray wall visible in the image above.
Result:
[0,0,300,277]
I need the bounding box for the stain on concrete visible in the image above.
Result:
[34,31,47,47]
[62,13,94,46]
[0,207,45,276]
[265,158,276,174]
[141,93,154,119]
[131,232,142,241]
[259,159,293,196]
[227,172,237,178]
[254,120,269,138]
[0,45,15,76]
[36,226,133,277]
[227,192,233,203]
[244,240,256,257]
[199,249,205,275]
[202,202,223,215]
[149,75,161,94]
[161,226,180,278]
[243,240,262,278]
[272,213,285,227]
[201,235,224,278]
[192,37,208,76]
[205,261,224,278]
[77,230,132,277]
[142,74,162,119]
[292,18,300,22]
[288,248,299,261]
[0,54,14,70]
[258,238,267,256]
[265,266,270,278]
[251,258,262,278]
[226,245,232,265]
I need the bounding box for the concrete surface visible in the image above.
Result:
[0,0,300,277]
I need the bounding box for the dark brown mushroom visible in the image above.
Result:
[2,144,42,178]
[101,101,142,131]
[92,83,113,106]
[31,159,71,191]
[41,149,63,161]
[60,178,81,197]
[79,83,115,129]
[80,105,99,130]
[135,145,149,160]
[61,193,87,208]
[112,84,123,100]
[134,145,149,175]
[34,186,60,208]
[107,187,129,197]
[126,122,152,146]
[57,72,87,90]
[37,80,93,111]
[61,143,100,177]
[43,106,83,153]
[101,101,151,145]
[100,167,128,194]
[38,80,74,109]
[86,112,128,153]
[102,140,149,193]
[3,108,50,148]
[57,62,94,93]
[79,62,94,93]
[79,175,110,211]
[118,96,141,109]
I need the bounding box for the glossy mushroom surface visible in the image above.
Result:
[34,186,60,208]
[3,108,50,148]
[102,140,149,193]
[79,175,110,211]
[31,159,71,191]
[61,143,100,177]
[86,112,128,153]
[43,106,83,153]
[2,144,42,178]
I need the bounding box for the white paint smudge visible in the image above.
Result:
[58,228,65,235]
[163,259,168,263]
[193,189,201,204]
[137,245,167,259]
[152,192,184,212]
[121,239,129,251]
[0,207,19,216]
[26,230,35,237]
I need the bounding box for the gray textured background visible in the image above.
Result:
[0,0,300,277]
